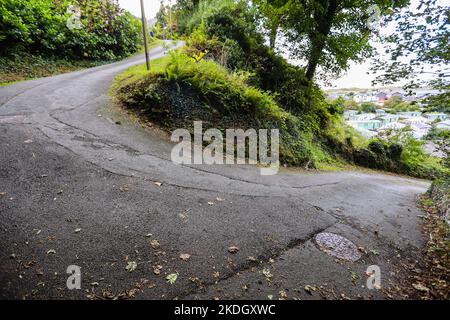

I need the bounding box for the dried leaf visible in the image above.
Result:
[149,239,160,249]
[153,265,162,275]
[304,285,317,294]
[412,283,429,292]
[262,268,273,282]
[228,246,239,254]
[125,261,137,272]
[46,249,56,255]
[179,253,191,261]
[154,182,162,187]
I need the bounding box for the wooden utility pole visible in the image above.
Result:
[169,2,173,40]
[140,0,150,71]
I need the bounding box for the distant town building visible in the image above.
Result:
[377,114,400,126]
[377,92,388,104]
[424,113,448,122]
[409,122,431,139]
[436,120,450,130]
[398,111,422,118]
[343,110,358,120]
[347,113,378,121]
[348,120,382,131]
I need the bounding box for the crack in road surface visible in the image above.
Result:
[0,41,430,300]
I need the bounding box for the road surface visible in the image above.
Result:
[0,43,429,300]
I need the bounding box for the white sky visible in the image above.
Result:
[118,0,165,19]
[117,0,425,90]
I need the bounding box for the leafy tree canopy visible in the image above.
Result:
[254,0,409,80]
[372,0,449,112]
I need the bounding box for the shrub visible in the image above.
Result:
[0,0,142,60]
[353,134,448,179]
[115,51,329,167]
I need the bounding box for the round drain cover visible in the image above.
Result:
[315,232,361,262]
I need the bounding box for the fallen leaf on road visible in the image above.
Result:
[228,246,239,254]
[74,228,81,233]
[179,253,191,261]
[304,285,317,295]
[216,197,225,202]
[149,239,160,249]
[350,271,359,283]
[0,192,6,196]
[279,290,287,300]
[207,201,214,206]
[267,295,273,300]
[358,246,368,254]
[125,261,137,272]
[213,271,220,278]
[146,233,153,237]
[166,273,178,284]
[24,139,33,144]
[46,249,56,255]
[119,185,129,192]
[153,265,163,275]
[154,182,162,187]
[412,283,429,292]
[262,268,272,283]
[178,213,188,220]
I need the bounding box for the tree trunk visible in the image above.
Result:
[305,0,338,80]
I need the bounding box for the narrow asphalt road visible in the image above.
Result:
[0,43,430,300]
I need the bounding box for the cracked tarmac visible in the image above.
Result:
[0,42,430,300]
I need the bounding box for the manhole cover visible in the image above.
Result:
[315,232,361,262]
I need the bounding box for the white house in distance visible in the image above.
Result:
[424,113,448,122]
[437,120,450,130]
